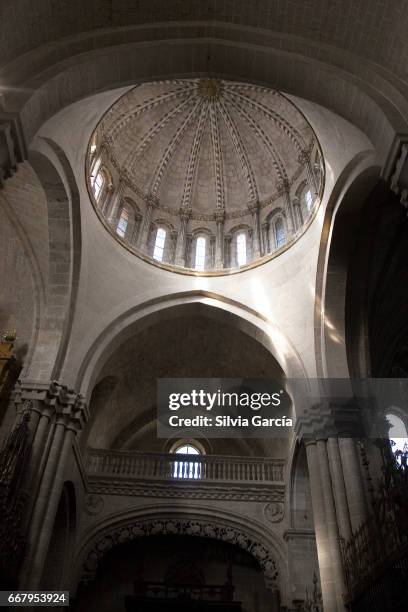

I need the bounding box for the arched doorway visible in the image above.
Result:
[74,535,276,612]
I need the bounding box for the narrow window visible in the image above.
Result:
[275,218,286,248]
[236,233,247,266]
[90,157,102,187]
[116,208,129,238]
[173,443,201,479]
[195,236,206,271]
[306,190,313,212]
[93,171,104,201]
[153,227,166,262]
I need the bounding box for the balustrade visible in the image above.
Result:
[86,449,284,484]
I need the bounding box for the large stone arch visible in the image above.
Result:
[25,139,82,381]
[1,1,408,90]
[66,292,307,399]
[0,169,45,372]
[72,506,287,602]
[10,33,404,168]
[314,152,381,379]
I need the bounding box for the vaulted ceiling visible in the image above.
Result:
[95,79,319,218]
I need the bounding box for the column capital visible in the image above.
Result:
[215,209,225,223]
[179,206,192,221]
[295,400,364,442]
[277,179,290,195]
[12,379,89,432]
[145,193,159,209]
[247,200,261,214]
[297,150,311,165]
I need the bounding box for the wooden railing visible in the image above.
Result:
[86,449,285,483]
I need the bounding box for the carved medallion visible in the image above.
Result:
[84,494,104,516]
[264,501,284,523]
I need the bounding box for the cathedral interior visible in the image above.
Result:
[0,2,407,611]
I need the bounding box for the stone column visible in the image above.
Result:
[137,196,157,250]
[175,208,191,266]
[327,438,353,541]
[283,187,295,234]
[170,230,178,264]
[261,222,269,254]
[18,382,88,589]
[106,178,125,224]
[305,440,338,611]
[338,438,368,530]
[298,150,319,195]
[292,196,302,231]
[11,382,56,519]
[316,439,347,610]
[224,234,232,268]
[215,210,225,269]
[249,202,261,257]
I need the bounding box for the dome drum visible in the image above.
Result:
[87,79,324,274]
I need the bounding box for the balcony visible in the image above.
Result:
[84,449,285,501]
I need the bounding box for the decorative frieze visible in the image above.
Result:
[87,479,285,502]
[82,517,280,586]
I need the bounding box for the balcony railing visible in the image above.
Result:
[86,449,285,484]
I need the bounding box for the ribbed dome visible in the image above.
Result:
[88,79,324,273]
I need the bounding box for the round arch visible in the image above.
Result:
[4,24,405,166]
[66,292,307,399]
[314,153,381,379]
[71,506,288,602]
[25,138,82,381]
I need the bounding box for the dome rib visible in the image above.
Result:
[210,100,225,212]
[127,93,196,172]
[149,96,201,198]
[109,85,193,139]
[225,88,308,156]
[88,78,324,274]
[225,92,288,188]
[181,100,209,212]
[217,97,259,208]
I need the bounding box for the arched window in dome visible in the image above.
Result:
[195,236,206,271]
[172,442,202,479]
[236,232,247,266]
[274,217,286,248]
[387,412,408,468]
[153,227,167,262]
[305,189,314,212]
[116,207,129,238]
[93,170,105,202]
[90,155,101,183]
[294,201,303,230]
